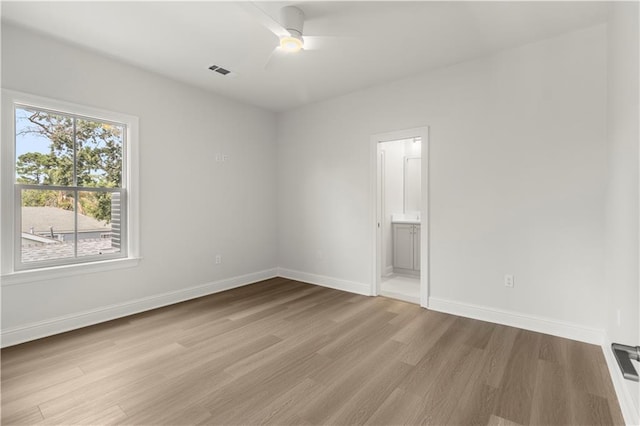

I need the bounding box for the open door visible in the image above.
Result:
[370,127,429,307]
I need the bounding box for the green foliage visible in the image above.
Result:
[16,152,54,184]
[21,189,73,211]
[79,191,112,223]
[16,110,123,223]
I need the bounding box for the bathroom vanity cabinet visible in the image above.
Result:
[392,223,420,274]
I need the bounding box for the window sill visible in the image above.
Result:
[0,257,141,286]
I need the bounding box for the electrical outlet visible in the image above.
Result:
[215,255,222,264]
[504,274,514,288]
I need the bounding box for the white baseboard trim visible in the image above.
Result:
[383,265,394,277]
[277,268,371,296]
[1,268,278,348]
[602,339,640,426]
[428,297,605,345]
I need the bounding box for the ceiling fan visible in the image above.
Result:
[238,3,328,68]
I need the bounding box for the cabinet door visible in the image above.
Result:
[393,224,414,270]
[413,225,421,271]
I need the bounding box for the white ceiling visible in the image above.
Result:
[1,1,609,112]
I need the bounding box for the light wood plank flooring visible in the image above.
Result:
[1,278,624,425]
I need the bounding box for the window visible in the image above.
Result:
[1,91,139,281]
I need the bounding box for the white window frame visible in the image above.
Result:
[1,90,140,285]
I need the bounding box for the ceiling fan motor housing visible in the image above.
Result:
[280,6,304,37]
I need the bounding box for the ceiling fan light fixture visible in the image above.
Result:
[280,35,303,52]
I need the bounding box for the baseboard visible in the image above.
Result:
[428,297,605,345]
[277,268,371,296]
[383,265,393,277]
[602,338,640,426]
[1,268,278,348]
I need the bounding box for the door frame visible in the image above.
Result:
[370,126,430,308]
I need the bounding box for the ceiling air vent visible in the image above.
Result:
[208,65,235,77]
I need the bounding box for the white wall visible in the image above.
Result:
[605,2,639,422]
[277,24,607,330]
[1,24,278,334]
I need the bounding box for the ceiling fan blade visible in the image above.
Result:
[303,35,351,51]
[237,2,290,38]
[264,47,285,70]
[264,47,313,70]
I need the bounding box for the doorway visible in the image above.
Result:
[371,127,429,307]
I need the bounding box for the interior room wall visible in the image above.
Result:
[1,23,278,335]
[604,2,639,422]
[405,138,422,158]
[277,24,607,331]
[403,138,422,215]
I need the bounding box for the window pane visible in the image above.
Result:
[76,119,123,188]
[21,189,75,263]
[15,108,74,185]
[77,190,122,257]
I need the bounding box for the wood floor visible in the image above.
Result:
[1,278,624,425]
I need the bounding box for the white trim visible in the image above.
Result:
[277,268,371,296]
[3,89,138,127]
[1,268,278,348]
[419,129,430,308]
[371,137,379,296]
[1,91,17,275]
[0,89,140,278]
[370,127,430,308]
[1,257,142,286]
[378,150,385,294]
[602,338,640,426]
[428,297,605,345]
